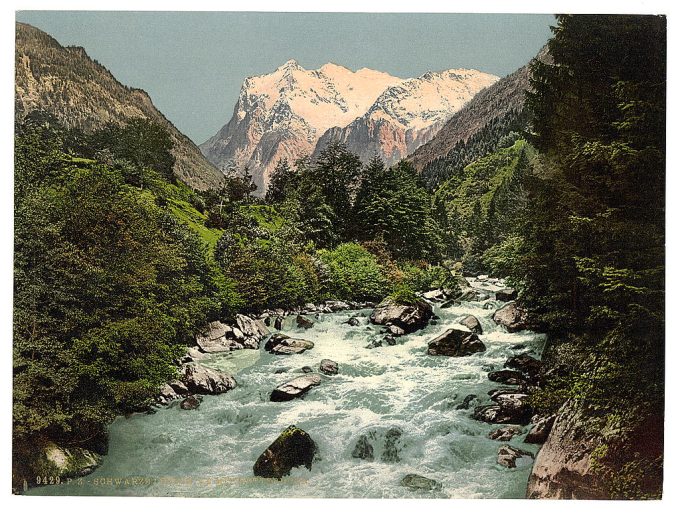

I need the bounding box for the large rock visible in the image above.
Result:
[492,302,530,332]
[422,289,446,301]
[236,313,270,341]
[488,369,527,385]
[253,425,317,479]
[488,426,522,441]
[181,362,237,395]
[265,333,314,355]
[319,359,338,375]
[370,298,433,334]
[527,400,610,499]
[427,328,486,357]
[497,445,534,468]
[524,415,557,444]
[324,300,351,312]
[381,427,404,463]
[472,392,532,425]
[505,354,542,378]
[296,315,314,329]
[38,442,103,479]
[400,474,443,491]
[270,374,322,402]
[195,315,269,352]
[179,395,202,410]
[456,315,483,334]
[195,320,237,353]
[495,288,518,302]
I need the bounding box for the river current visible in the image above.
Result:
[30,278,546,498]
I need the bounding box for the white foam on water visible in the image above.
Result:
[28,291,545,498]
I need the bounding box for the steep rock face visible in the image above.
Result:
[526,400,609,499]
[313,69,498,166]
[201,61,497,193]
[14,23,224,191]
[409,46,550,178]
[200,60,402,192]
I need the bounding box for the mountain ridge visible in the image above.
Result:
[200,60,497,192]
[15,22,225,191]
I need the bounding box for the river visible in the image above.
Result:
[29,278,546,498]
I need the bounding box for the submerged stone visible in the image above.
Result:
[400,473,442,491]
[381,427,403,463]
[351,435,374,461]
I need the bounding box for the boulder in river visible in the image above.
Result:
[488,426,522,441]
[381,427,404,463]
[319,359,338,375]
[473,392,533,425]
[387,324,406,336]
[179,395,202,410]
[296,315,315,329]
[427,328,486,357]
[351,435,374,461]
[194,320,236,353]
[36,442,102,480]
[181,363,236,395]
[370,298,433,334]
[497,445,534,468]
[400,474,443,492]
[495,288,518,302]
[492,302,530,332]
[324,300,351,312]
[195,315,269,352]
[265,333,314,355]
[346,316,361,327]
[422,289,447,302]
[524,415,557,444]
[488,369,527,385]
[505,354,542,378]
[456,314,483,334]
[270,374,322,402]
[235,314,270,346]
[253,425,317,479]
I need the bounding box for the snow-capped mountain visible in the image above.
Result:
[313,68,499,165]
[200,60,498,192]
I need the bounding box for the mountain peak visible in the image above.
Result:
[277,59,304,73]
[201,62,497,194]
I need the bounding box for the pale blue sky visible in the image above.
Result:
[15,11,554,144]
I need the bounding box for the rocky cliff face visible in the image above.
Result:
[15,22,225,191]
[201,61,497,193]
[526,399,609,499]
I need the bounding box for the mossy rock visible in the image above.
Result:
[34,442,102,479]
[253,425,317,479]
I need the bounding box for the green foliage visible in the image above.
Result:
[514,15,665,498]
[13,118,238,450]
[89,118,176,183]
[316,243,390,302]
[387,284,419,306]
[422,107,528,190]
[434,139,531,273]
[354,158,443,261]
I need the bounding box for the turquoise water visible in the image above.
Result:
[29,282,545,498]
